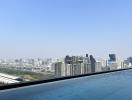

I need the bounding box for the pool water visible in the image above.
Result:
[1,70,132,100]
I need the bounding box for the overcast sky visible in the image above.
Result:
[0,0,132,59]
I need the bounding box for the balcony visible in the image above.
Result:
[0,68,132,100]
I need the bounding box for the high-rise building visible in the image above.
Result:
[55,54,95,77]
[127,57,132,64]
[123,58,132,68]
[109,54,116,62]
[65,55,72,64]
[65,55,72,76]
[66,64,71,76]
[54,62,66,77]
[65,55,83,76]
[69,56,83,76]
[83,54,91,74]
[108,62,118,70]
[108,54,118,70]
[90,55,96,73]
[95,61,102,72]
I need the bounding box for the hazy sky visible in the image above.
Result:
[0,0,132,59]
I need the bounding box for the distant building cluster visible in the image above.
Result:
[0,54,132,78]
[53,54,132,77]
[54,54,97,77]
[0,58,55,72]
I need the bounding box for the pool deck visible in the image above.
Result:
[1,69,132,100]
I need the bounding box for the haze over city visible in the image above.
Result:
[0,0,132,59]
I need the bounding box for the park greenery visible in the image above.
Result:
[0,68,55,81]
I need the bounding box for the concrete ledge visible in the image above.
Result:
[0,68,132,90]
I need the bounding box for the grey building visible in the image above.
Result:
[90,55,96,73]
[55,62,66,77]
[109,54,116,62]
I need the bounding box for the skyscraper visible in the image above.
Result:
[109,54,116,62]
[127,57,132,64]
[83,54,91,74]
[90,55,96,73]
[65,55,72,64]
[65,55,86,76]
[108,54,118,70]
[65,55,72,76]
[54,62,66,77]
[95,60,102,72]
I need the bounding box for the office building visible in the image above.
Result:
[90,55,96,73]
[83,54,91,74]
[54,62,66,77]
[108,54,118,70]
[109,54,116,62]
[95,61,102,72]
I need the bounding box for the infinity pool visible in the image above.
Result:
[1,69,132,100]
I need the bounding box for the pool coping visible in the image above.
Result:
[0,68,132,90]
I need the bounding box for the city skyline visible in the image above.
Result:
[0,0,132,59]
